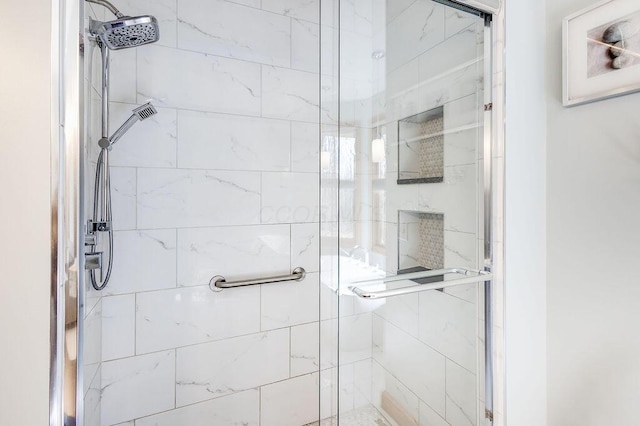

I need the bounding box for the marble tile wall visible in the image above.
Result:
[84,0,322,424]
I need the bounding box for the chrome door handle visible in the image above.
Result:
[348,268,492,300]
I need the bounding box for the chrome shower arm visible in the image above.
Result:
[85,0,125,19]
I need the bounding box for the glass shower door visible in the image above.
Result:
[320,1,493,424]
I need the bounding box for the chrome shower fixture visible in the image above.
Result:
[86,0,160,50]
[99,102,158,148]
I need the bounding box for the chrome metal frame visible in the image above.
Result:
[51,0,84,424]
[562,0,640,106]
[209,267,306,292]
[348,269,493,299]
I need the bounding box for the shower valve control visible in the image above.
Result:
[85,252,103,271]
[88,220,111,233]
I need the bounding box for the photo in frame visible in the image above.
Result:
[563,0,640,106]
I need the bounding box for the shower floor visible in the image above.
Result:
[306,405,393,426]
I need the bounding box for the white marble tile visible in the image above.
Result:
[109,167,137,231]
[291,223,320,272]
[387,1,445,72]
[177,110,290,172]
[292,19,319,73]
[137,45,261,115]
[137,169,261,229]
[371,361,420,423]
[291,121,320,173]
[338,363,356,414]
[339,31,373,83]
[176,329,289,406]
[83,366,101,426]
[104,229,177,295]
[418,25,481,84]
[108,102,177,168]
[388,57,419,100]
[321,313,372,369]
[177,225,290,286]
[320,367,338,420]
[444,230,478,270]
[102,294,135,361]
[374,294,420,339]
[261,172,319,224]
[261,272,320,330]
[229,0,260,6]
[110,48,137,104]
[100,351,175,425]
[353,359,374,407]
[372,315,446,416]
[444,93,482,132]
[118,0,177,47]
[136,285,260,354]
[445,7,480,38]
[262,66,320,122]
[291,322,320,376]
[419,290,477,372]
[417,70,481,121]
[340,0,374,36]
[86,41,104,100]
[262,0,320,24]
[445,360,478,426]
[386,0,415,24]
[83,298,102,369]
[419,401,449,426]
[261,373,320,426]
[178,0,290,67]
[410,164,478,235]
[83,361,100,400]
[136,389,260,426]
[444,128,480,168]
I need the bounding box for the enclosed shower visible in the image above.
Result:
[53,0,505,424]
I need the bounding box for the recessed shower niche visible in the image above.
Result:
[398,210,445,275]
[397,107,445,185]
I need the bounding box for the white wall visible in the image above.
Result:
[546,1,640,425]
[504,0,548,425]
[0,0,52,425]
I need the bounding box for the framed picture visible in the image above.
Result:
[563,0,640,106]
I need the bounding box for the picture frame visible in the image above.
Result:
[563,0,640,106]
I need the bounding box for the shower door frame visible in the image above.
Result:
[51,0,86,424]
[50,0,506,425]
[324,0,505,424]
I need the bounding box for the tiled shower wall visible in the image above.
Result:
[83,0,322,425]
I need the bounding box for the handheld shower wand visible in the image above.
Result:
[98,102,158,148]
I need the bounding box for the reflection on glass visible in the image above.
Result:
[320,0,489,424]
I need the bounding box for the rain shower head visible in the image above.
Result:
[90,15,160,50]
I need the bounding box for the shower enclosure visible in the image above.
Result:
[51,0,504,425]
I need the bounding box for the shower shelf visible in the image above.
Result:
[348,268,492,300]
[209,267,306,292]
